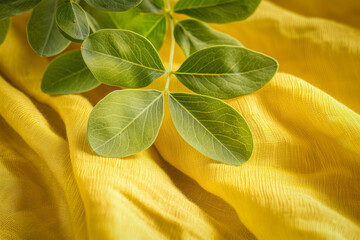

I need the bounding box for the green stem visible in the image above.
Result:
[164,10,175,91]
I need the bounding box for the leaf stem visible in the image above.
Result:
[164,13,175,91]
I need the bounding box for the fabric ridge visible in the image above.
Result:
[0,0,359,239]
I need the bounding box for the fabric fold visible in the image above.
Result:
[0,0,359,239]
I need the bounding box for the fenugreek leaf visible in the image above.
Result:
[84,0,142,12]
[169,92,253,165]
[27,0,70,57]
[42,50,100,95]
[56,2,89,42]
[0,18,10,45]
[174,0,261,24]
[174,46,278,99]
[0,0,41,19]
[174,19,242,57]
[82,29,165,88]
[88,89,164,157]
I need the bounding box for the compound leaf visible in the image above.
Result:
[169,92,253,165]
[174,0,261,24]
[27,0,70,57]
[56,2,89,42]
[88,89,164,157]
[175,46,278,99]
[174,19,242,57]
[42,50,100,94]
[82,29,165,88]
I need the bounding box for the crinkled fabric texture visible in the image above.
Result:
[0,0,359,239]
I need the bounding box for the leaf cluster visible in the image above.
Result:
[0,0,278,165]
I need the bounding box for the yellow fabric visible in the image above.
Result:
[0,0,359,239]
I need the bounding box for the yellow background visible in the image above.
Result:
[0,0,359,239]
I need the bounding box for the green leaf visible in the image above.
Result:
[41,50,100,95]
[174,0,261,24]
[56,2,89,42]
[149,0,165,10]
[169,92,253,165]
[137,0,162,12]
[126,13,167,50]
[174,46,278,99]
[0,18,10,45]
[27,0,70,57]
[96,8,139,29]
[174,19,243,57]
[85,12,100,33]
[81,7,134,29]
[87,89,164,157]
[81,29,165,88]
[85,8,166,50]
[84,0,142,12]
[0,0,41,19]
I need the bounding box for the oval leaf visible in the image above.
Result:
[175,46,278,99]
[169,92,253,165]
[83,8,139,29]
[85,8,166,50]
[0,0,41,19]
[82,29,165,88]
[42,50,100,95]
[82,7,145,29]
[174,0,261,24]
[88,89,164,157]
[126,13,167,50]
[84,0,142,12]
[86,12,100,33]
[0,18,10,45]
[174,19,242,57]
[27,0,70,57]
[56,2,89,41]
